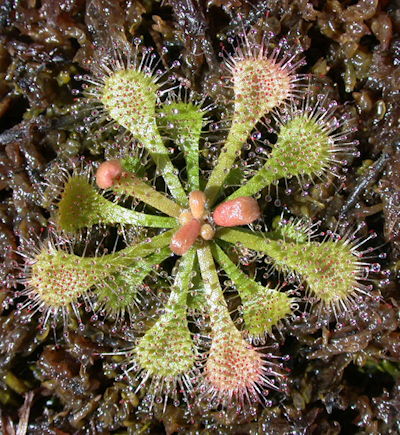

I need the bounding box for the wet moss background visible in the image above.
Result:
[0,0,399,433]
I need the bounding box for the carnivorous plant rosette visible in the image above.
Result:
[17,31,374,410]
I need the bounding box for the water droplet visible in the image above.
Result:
[369,263,381,273]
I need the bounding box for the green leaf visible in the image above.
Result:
[58,175,177,232]
[101,68,187,205]
[229,114,336,200]
[96,247,171,316]
[217,227,362,307]
[211,243,293,337]
[135,249,196,378]
[29,230,174,310]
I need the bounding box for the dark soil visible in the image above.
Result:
[0,0,399,434]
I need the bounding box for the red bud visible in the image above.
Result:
[96,160,123,189]
[170,219,201,255]
[213,197,260,227]
[189,191,206,220]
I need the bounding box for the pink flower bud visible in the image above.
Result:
[178,210,194,226]
[189,191,206,220]
[170,219,201,256]
[200,223,215,240]
[213,197,260,227]
[96,160,123,189]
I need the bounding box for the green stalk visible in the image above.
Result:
[217,227,277,252]
[227,161,281,200]
[172,248,197,307]
[158,102,203,192]
[197,245,234,328]
[98,202,176,228]
[144,128,188,205]
[211,243,263,297]
[182,135,200,191]
[204,121,250,206]
[104,230,174,269]
[113,174,182,218]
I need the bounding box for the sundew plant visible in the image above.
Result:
[16,29,376,411]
